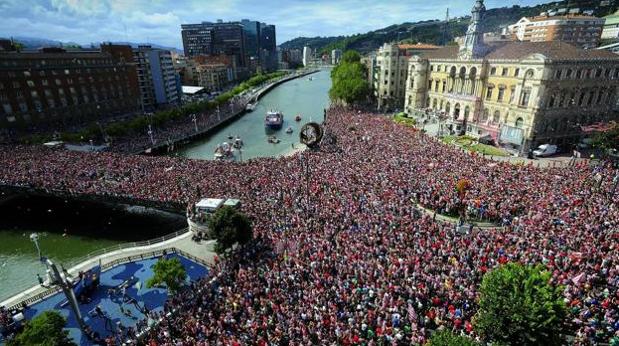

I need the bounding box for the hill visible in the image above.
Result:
[1,36,182,54]
[280,0,619,55]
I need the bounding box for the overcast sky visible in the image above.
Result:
[0,0,549,49]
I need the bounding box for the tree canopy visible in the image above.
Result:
[146,257,187,293]
[208,206,253,254]
[474,263,566,345]
[426,329,480,346]
[592,123,619,151]
[8,311,76,346]
[329,50,370,106]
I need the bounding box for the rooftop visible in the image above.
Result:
[398,43,441,50]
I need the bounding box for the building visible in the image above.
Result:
[259,23,277,72]
[303,46,313,67]
[240,19,261,59]
[508,11,604,49]
[405,0,619,152]
[196,63,230,92]
[0,45,140,129]
[133,46,180,110]
[181,21,247,68]
[373,43,440,111]
[602,10,619,40]
[331,49,342,65]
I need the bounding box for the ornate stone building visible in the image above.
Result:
[405,0,619,151]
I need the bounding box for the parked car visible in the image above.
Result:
[532,144,558,157]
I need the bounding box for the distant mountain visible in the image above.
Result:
[280,0,619,55]
[1,36,183,54]
[279,36,345,51]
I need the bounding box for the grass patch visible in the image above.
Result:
[393,113,416,127]
[442,135,509,157]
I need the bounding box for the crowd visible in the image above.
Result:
[0,106,618,344]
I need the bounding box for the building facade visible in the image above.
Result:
[0,46,140,129]
[373,43,440,111]
[602,10,619,40]
[181,21,247,68]
[303,46,313,67]
[406,0,619,152]
[331,49,342,65]
[196,63,230,92]
[508,12,604,49]
[133,46,180,110]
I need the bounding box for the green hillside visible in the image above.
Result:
[280,0,619,55]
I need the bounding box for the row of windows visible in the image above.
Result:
[0,58,115,68]
[554,67,619,80]
[547,88,615,108]
[1,66,127,79]
[2,99,137,123]
[1,94,136,117]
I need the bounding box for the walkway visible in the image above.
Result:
[0,229,217,311]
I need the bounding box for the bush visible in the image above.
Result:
[427,329,480,346]
[8,311,75,346]
[146,257,187,293]
[208,206,252,254]
[474,263,566,345]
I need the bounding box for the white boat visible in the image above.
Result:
[285,126,294,134]
[268,136,281,144]
[246,102,257,111]
[214,142,234,160]
[233,136,244,149]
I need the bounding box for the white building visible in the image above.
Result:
[331,49,342,65]
[303,46,313,67]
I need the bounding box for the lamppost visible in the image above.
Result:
[30,233,86,332]
[147,124,154,145]
[191,114,198,133]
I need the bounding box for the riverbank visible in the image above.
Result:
[144,69,321,156]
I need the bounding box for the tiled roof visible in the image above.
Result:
[484,41,618,60]
[528,14,601,22]
[418,41,619,61]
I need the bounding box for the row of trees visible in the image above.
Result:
[329,50,370,105]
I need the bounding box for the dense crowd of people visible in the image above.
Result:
[0,106,618,344]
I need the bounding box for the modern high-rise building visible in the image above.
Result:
[133,46,181,110]
[240,19,261,58]
[259,23,277,71]
[181,21,247,68]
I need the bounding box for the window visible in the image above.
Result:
[490,67,497,75]
[509,86,516,103]
[18,102,28,112]
[23,71,31,77]
[501,68,508,76]
[30,91,38,98]
[44,89,52,97]
[55,79,62,86]
[12,81,20,88]
[434,80,439,92]
[64,69,70,75]
[520,87,531,107]
[566,69,573,78]
[41,79,48,86]
[493,110,500,123]
[576,70,582,79]
[515,117,524,128]
[442,80,446,93]
[486,86,494,99]
[3,103,13,114]
[514,68,520,77]
[481,108,489,122]
[26,80,34,87]
[555,69,562,79]
[497,87,505,102]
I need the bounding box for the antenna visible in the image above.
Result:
[442,8,450,46]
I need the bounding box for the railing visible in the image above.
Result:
[63,228,189,269]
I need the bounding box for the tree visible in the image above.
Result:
[208,206,252,254]
[427,329,480,346]
[8,311,76,346]
[329,51,370,105]
[592,123,619,151]
[474,263,566,345]
[146,257,187,293]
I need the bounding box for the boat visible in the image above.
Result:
[227,134,233,140]
[285,126,294,134]
[233,136,244,149]
[308,77,313,81]
[246,102,257,111]
[187,198,241,234]
[268,136,281,144]
[214,142,234,160]
[265,110,284,130]
[295,114,302,122]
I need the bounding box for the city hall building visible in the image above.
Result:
[405,0,619,151]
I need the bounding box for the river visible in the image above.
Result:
[174,69,332,160]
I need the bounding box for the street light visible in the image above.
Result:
[30,233,86,332]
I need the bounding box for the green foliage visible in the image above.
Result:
[474,263,566,346]
[393,113,416,127]
[427,329,480,346]
[592,124,619,151]
[8,311,75,346]
[208,206,252,254]
[146,257,187,293]
[329,51,370,105]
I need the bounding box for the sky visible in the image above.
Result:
[0,0,550,49]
